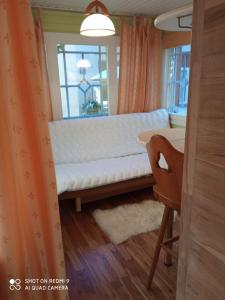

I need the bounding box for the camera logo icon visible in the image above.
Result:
[9,279,21,290]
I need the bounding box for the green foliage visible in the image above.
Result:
[57,44,65,53]
[82,100,102,114]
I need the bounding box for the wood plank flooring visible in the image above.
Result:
[59,189,178,300]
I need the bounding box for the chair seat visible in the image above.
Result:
[153,185,181,213]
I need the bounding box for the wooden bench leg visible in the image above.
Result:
[75,197,82,212]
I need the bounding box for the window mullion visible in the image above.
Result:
[62,51,71,118]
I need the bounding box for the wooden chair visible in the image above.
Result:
[146,134,184,289]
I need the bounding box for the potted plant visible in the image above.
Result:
[82,100,102,115]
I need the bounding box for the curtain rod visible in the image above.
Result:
[32,6,140,18]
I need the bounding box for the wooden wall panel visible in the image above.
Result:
[162,31,191,48]
[177,0,225,299]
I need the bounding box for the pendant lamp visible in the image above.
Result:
[80,0,115,37]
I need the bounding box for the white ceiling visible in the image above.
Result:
[31,0,193,17]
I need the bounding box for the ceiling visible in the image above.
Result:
[31,0,193,17]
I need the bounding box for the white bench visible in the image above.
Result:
[49,109,170,211]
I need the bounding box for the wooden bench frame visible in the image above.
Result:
[58,175,154,212]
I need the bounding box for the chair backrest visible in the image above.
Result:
[146,135,184,211]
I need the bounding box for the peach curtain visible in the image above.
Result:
[0,1,67,299]
[117,17,162,114]
[34,9,53,121]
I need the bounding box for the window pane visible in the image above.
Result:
[57,53,65,85]
[100,53,107,78]
[84,53,100,81]
[60,87,68,118]
[100,46,107,53]
[68,87,84,117]
[65,53,81,85]
[65,44,99,52]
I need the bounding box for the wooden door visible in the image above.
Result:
[177,0,225,299]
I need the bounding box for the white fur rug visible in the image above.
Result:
[93,200,164,244]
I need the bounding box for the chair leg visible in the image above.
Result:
[147,206,170,290]
[164,208,174,266]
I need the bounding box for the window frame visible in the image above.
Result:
[45,32,120,120]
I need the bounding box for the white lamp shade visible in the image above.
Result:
[80,13,116,37]
[77,59,91,68]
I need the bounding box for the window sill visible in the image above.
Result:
[169,113,186,128]
[63,113,108,120]
[169,112,187,117]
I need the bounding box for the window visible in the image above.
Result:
[57,44,109,118]
[45,33,119,120]
[163,45,191,115]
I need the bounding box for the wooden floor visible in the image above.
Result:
[59,189,178,300]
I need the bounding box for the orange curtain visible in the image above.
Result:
[117,17,162,114]
[34,8,53,121]
[0,1,67,299]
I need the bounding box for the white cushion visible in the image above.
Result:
[55,153,152,194]
[49,109,170,164]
